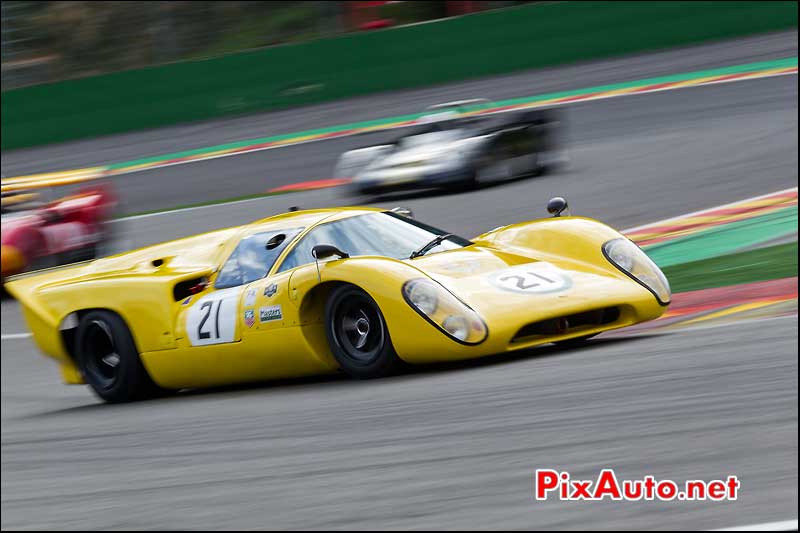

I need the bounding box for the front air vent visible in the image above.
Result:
[511,307,620,343]
[173,277,208,301]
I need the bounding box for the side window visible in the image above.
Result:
[215,228,303,289]
[278,221,365,272]
[278,229,326,272]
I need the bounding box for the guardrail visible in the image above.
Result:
[1,1,797,151]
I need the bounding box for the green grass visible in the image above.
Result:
[662,242,798,293]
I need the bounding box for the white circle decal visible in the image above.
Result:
[488,262,572,294]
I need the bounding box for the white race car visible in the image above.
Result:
[336,99,564,195]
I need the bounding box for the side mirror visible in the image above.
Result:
[312,244,349,261]
[547,197,569,217]
[390,206,414,219]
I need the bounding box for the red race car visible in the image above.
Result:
[1,185,116,284]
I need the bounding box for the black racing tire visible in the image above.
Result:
[465,157,516,190]
[554,334,598,348]
[522,151,541,178]
[324,285,402,379]
[75,310,163,403]
[56,244,96,266]
[85,244,98,261]
[451,167,480,192]
[75,244,97,262]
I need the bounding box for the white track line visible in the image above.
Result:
[118,194,280,222]
[1,333,32,340]
[713,518,798,531]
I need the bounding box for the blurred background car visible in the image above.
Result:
[1,183,116,284]
[336,100,563,196]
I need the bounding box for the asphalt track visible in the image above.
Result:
[0,318,796,530]
[1,32,798,530]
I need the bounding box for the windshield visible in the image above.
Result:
[216,227,303,289]
[278,212,471,272]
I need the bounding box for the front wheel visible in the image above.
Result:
[325,285,402,378]
[75,310,163,402]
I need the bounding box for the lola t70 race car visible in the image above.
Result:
[7,199,670,403]
[336,99,563,195]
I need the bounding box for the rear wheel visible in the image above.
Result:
[75,310,162,403]
[325,285,402,378]
[515,151,541,178]
[80,244,97,261]
[477,158,512,187]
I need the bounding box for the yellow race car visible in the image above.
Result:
[6,199,670,403]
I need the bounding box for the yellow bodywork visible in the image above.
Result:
[6,207,667,390]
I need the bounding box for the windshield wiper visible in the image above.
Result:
[410,233,453,259]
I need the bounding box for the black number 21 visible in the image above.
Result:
[501,272,555,290]
[198,300,222,339]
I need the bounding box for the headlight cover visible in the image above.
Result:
[403,278,488,344]
[602,238,671,305]
[405,279,439,315]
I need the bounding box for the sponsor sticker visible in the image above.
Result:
[488,262,572,294]
[260,305,283,323]
[264,283,278,297]
[244,309,255,328]
[245,288,257,307]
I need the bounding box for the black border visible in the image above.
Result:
[602,239,671,307]
[402,278,488,345]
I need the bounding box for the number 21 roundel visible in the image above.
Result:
[186,287,241,346]
[488,262,572,294]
